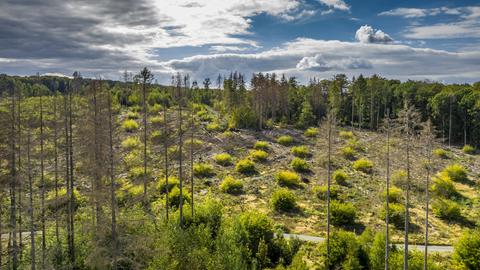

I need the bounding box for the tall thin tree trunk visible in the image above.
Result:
[27,117,36,270]
[142,80,148,204]
[351,90,354,130]
[385,109,391,270]
[164,102,169,220]
[179,100,184,226]
[17,89,23,259]
[9,84,18,270]
[190,109,194,217]
[63,91,72,267]
[326,113,332,270]
[107,86,118,270]
[448,95,452,147]
[93,82,101,225]
[424,121,432,270]
[39,92,46,270]
[68,89,75,266]
[404,112,410,270]
[53,92,60,246]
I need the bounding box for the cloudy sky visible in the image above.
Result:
[0,0,479,84]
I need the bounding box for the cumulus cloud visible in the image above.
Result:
[317,0,350,11]
[355,25,394,43]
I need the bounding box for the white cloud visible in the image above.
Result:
[296,55,372,71]
[355,25,393,43]
[317,0,350,11]
[210,45,250,53]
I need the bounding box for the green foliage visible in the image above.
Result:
[353,158,373,174]
[453,229,480,270]
[150,115,164,126]
[157,176,179,194]
[462,144,476,154]
[341,146,356,160]
[127,111,139,119]
[290,157,310,172]
[46,187,87,211]
[333,170,348,186]
[214,153,233,166]
[229,105,258,129]
[347,138,365,152]
[296,100,316,129]
[381,202,406,229]
[431,172,459,199]
[168,186,191,208]
[128,166,151,180]
[206,122,226,132]
[275,170,301,188]
[433,148,449,159]
[314,185,340,200]
[443,164,469,183]
[380,186,403,203]
[253,141,270,150]
[317,230,367,269]
[121,136,140,149]
[392,170,407,188]
[339,130,354,140]
[122,119,139,132]
[432,199,462,221]
[249,149,268,161]
[220,176,243,194]
[235,159,256,174]
[330,200,356,227]
[291,145,311,158]
[304,127,318,137]
[271,188,297,212]
[277,135,294,146]
[193,163,215,178]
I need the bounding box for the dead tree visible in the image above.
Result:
[163,97,170,220]
[27,110,36,270]
[39,86,47,270]
[189,108,194,217]
[9,81,18,270]
[385,109,391,270]
[325,111,334,270]
[423,119,434,270]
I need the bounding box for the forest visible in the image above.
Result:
[0,69,479,270]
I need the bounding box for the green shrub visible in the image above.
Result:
[318,230,365,269]
[291,145,310,158]
[123,150,142,168]
[213,153,233,166]
[197,109,214,122]
[121,136,140,149]
[380,186,403,203]
[150,116,164,125]
[46,187,87,210]
[353,158,373,174]
[128,166,151,180]
[332,170,348,186]
[443,164,469,183]
[277,135,294,146]
[275,170,301,187]
[249,150,268,161]
[314,185,340,200]
[271,188,297,212]
[148,103,162,113]
[392,170,407,188]
[347,139,364,152]
[220,176,243,195]
[341,146,356,160]
[167,145,185,160]
[432,199,462,221]
[157,176,179,193]
[381,203,405,229]
[193,163,215,178]
[206,122,226,132]
[236,159,256,174]
[150,130,163,144]
[431,172,459,199]
[339,131,354,140]
[331,200,356,226]
[462,145,476,154]
[304,127,318,137]
[229,106,258,129]
[433,148,449,159]
[127,111,139,119]
[290,157,310,172]
[453,229,480,270]
[253,141,269,150]
[122,119,139,132]
[237,211,274,257]
[168,186,191,208]
[185,139,204,149]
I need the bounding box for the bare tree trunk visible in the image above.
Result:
[53,92,60,246]
[93,82,101,225]
[27,116,36,270]
[448,95,452,147]
[107,86,118,270]
[179,100,184,226]
[142,80,148,204]
[404,112,410,270]
[385,109,391,270]
[164,102,169,220]
[17,89,23,259]
[424,120,433,270]
[351,90,354,130]
[190,109,194,217]
[9,84,18,270]
[68,88,75,266]
[39,92,46,270]
[326,112,333,270]
[63,91,72,266]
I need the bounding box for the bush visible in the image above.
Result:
[380,186,403,203]
[353,158,373,174]
[121,136,140,149]
[206,122,225,132]
[275,170,301,187]
[392,170,407,188]
[271,188,297,212]
[277,135,294,146]
[220,176,243,194]
[333,170,348,186]
[253,141,269,150]
[381,202,406,229]
[443,164,469,183]
[339,131,354,140]
[150,116,164,126]
[237,211,274,257]
[157,176,179,194]
[236,159,256,174]
[193,163,215,178]
[213,153,233,166]
[433,148,449,159]
[462,145,476,154]
[168,186,191,208]
[290,157,310,172]
[304,127,318,137]
[347,139,364,152]
[331,200,356,227]
[150,131,163,144]
[122,119,139,132]
[185,139,204,149]
[128,166,151,180]
[249,150,268,162]
[229,106,258,129]
[453,229,480,270]
[432,199,462,221]
[127,111,139,119]
[314,185,340,200]
[341,146,356,160]
[318,230,366,270]
[291,145,310,158]
[431,172,459,199]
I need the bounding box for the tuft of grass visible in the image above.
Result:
[271,188,297,212]
[332,170,348,186]
[128,166,151,180]
[236,159,256,175]
[291,145,311,158]
[150,116,164,125]
[249,150,268,162]
[275,170,301,188]
[353,158,373,174]
[277,135,294,146]
[433,148,449,159]
[443,164,469,183]
[122,119,139,132]
[314,185,340,200]
[157,176,180,194]
[330,200,356,227]
[339,131,354,140]
[290,157,310,172]
[381,203,405,228]
[206,122,226,132]
[168,186,191,208]
[380,186,403,203]
[253,141,270,150]
[431,172,459,199]
[340,146,356,160]
[127,111,139,119]
[121,136,140,149]
[220,176,243,195]
[346,139,364,152]
[432,199,462,221]
[462,145,476,154]
[213,153,233,166]
[193,163,215,178]
[304,127,319,137]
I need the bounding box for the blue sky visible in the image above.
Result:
[0,0,479,84]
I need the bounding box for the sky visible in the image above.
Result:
[0,0,479,84]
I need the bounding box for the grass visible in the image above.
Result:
[277,135,294,146]
[121,136,140,149]
[291,145,311,158]
[236,159,256,174]
[304,127,318,137]
[443,164,469,183]
[249,149,269,161]
[339,131,354,140]
[193,163,215,178]
[353,158,373,174]
[253,141,270,150]
[290,157,309,172]
[341,146,356,160]
[332,170,348,186]
[330,200,356,227]
[220,176,243,195]
[433,148,449,159]
[431,172,459,199]
[158,176,180,193]
[462,145,476,154]
[275,170,301,188]
[432,199,462,221]
[213,153,233,166]
[271,188,297,212]
[122,119,139,132]
[127,111,140,119]
[314,185,340,200]
[380,186,403,203]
